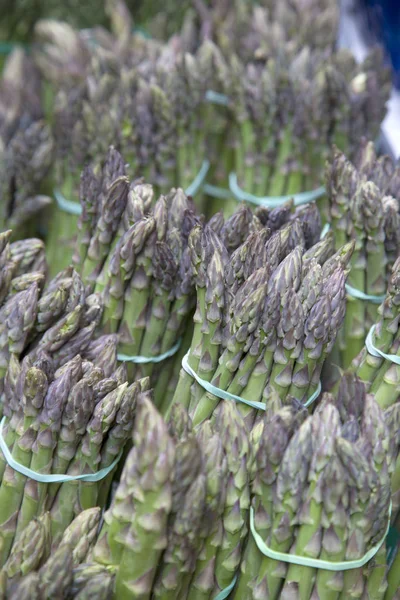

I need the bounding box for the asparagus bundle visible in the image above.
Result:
[243,373,393,600]
[0,49,53,238]
[346,257,400,525]
[170,208,352,426]
[35,29,215,212]
[0,508,106,599]
[0,337,141,564]
[325,142,400,369]
[180,0,339,61]
[92,386,252,600]
[226,46,390,201]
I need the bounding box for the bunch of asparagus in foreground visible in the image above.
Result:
[0,333,147,565]
[6,371,395,600]
[347,256,400,520]
[0,508,113,599]
[235,372,395,600]
[325,141,400,369]
[169,202,352,425]
[0,49,53,238]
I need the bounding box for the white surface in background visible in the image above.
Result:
[338,0,400,159]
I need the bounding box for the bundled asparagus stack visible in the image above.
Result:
[0,333,146,565]
[91,389,252,600]
[226,46,390,202]
[34,22,213,201]
[180,0,339,60]
[58,147,201,395]
[235,372,394,600]
[325,141,400,369]
[0,508,114,599]
[169,203,352,425]
[347,256,400,528]
[0,49,53,238]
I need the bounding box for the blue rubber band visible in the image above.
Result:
[54,189,82,216]
[203,183,232,199]
[320,223,331,239]
[0,416,121,483]
[205,90,230,106]
[54,161,210,216]
[182,352,321,409]
[213,575,237,600]
[365,325,400,365]
[250,504,391,571]
[0,43,29,55]
[229,172,325,208]
[117,338,182,364]
[345,284,386,304]
[185,160,210,197]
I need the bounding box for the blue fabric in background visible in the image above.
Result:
[360,0,400,87]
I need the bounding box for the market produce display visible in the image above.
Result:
[0,0,400,599]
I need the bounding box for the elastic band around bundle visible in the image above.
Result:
[203,183,232,199]
[54,161,210,216]
[182,352,321,410]
[185,160,210,197]
[54,189,82,216]
[117,338,182,364]
[213,575,237,600]
[229,172,325,208]
[250,505,391,571]
[0,417,121,483]
[345,284,386,304]
[320,223,331,239]
[365,325,400,365]
[205,90,230,106]
[0,43,29,55]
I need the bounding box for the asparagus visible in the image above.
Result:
[114,392,175,600]
[233,396,307,599]
[185,422,226,600]
[325,145,400,369]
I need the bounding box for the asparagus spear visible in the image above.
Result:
[211,402,250,597]
[58,507,101,565]
[186,422,228,600]
[114,392,175,600]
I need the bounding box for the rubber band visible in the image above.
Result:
[185,160,210,197]
[213,575,237,600]
[54,161,210,216]
[365,325,400,365]
[320,223,331,239]
[0,416,121,483]
[345,284,386,304]
[0,43,29,55]
[205,90,230,106]
[386,526,400,568]
[250,504,391,571]
[54,189,82,216]
[203,183,232,199]
[182,352,321,409]
[117,338,182,364]
[229,172,326,208]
